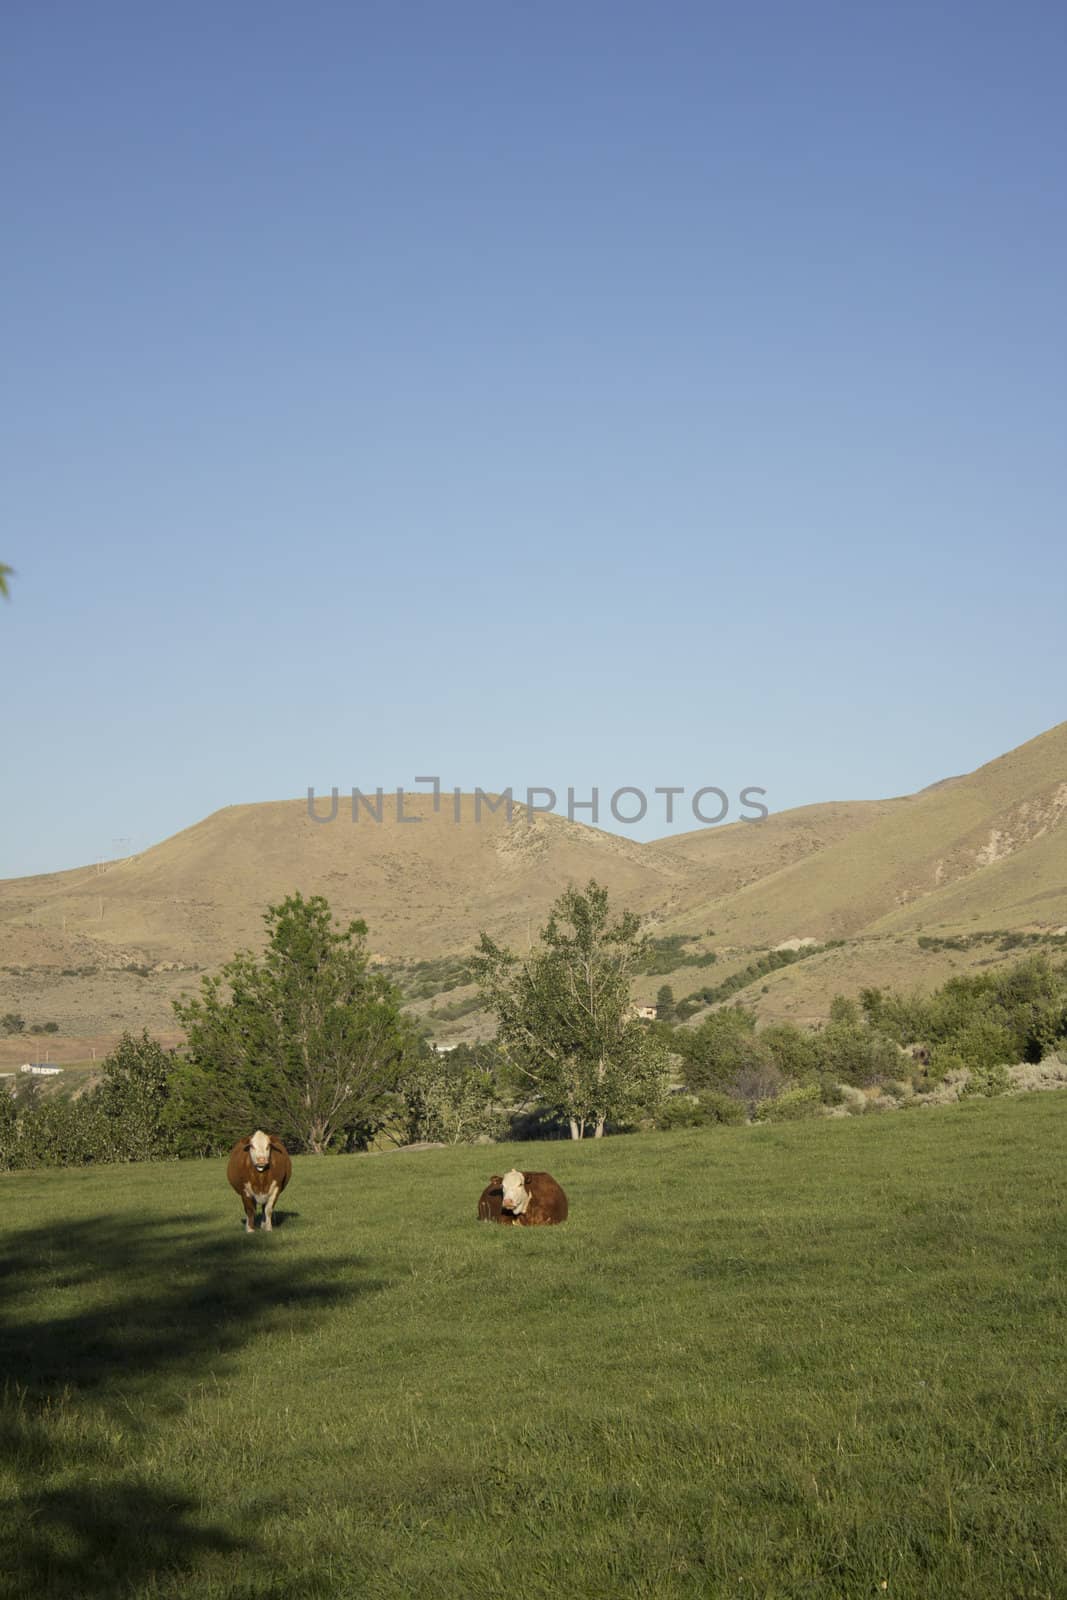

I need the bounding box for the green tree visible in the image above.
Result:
[655,984,676,1024]
[401,1043,507,1145]
[94,1029,172,1162]
[473,880,669,1139]
[676,1007,770,1093]
[172,893,412,1153]
[1,1013,25,1035]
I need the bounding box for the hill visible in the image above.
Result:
[1,721,1066,1053]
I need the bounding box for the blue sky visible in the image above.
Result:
[3,1,1065,877]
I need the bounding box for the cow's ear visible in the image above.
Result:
[488,1175,503,1186]
[242,1140,252,1151]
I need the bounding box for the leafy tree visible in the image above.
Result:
[94,1029,172,1162]
[655,984,676,1023]
[759,1021,823,1081]
[829,994,860,1027]
[473,880,669,1139]
[815,1019,903,1087]
[172,893,413,1154]
[400,1042,507,1145]
[1,1013,25,1036]
[0,1089,17,1169]
[675,1007,770,1093]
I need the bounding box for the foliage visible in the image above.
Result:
[674,1007,769,1093]
[758,1021,823,1080]
[675,940,840,1018]
[815,1019,904,1087]
[655,1089,746,1130]
[0,563,12,600]
[634,934,718,976]
[753,1083,825,1122]
[961,1062,1011,1098]
[473,880,670,1139]
[400,1043,508,1145]
[96,1030,173,1162]
[1,1013,25,1035]
[172,893,414,1154]
[655,984,676,1023]
[863,955,1067,1071]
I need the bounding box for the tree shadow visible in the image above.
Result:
[0,1210,382,1597]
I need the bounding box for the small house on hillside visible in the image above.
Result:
[631,1004,658,1021]
[19,1063,62,1076]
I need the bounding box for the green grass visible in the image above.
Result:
[3,1097,1066,1599]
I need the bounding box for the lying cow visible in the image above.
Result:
[478,1167,568,1226]
[227,1130,292,1232]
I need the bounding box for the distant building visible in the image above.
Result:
[19,1063,62,1076]
[431,1043,459,1054]
[631,1005,658,1021]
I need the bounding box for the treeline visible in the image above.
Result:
[4,884,1066,1170]
[655,953,1067,1127]
[668,940,842,1021]
[0,1030,509,1172]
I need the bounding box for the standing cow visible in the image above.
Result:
[478,1167,568,1226]
[227,1130,292,1232]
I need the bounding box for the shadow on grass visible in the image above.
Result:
[0,1211,382,1598]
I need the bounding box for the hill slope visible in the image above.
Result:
[663,721,1067,946]
[2,722,1066,1051]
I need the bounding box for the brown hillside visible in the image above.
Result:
[664,722,1067,946]
[0,796,687,970]
[2,722,1066,1053]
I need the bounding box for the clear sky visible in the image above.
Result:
[3,1,1065,877]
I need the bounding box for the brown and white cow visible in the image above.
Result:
[227,1130,292,1232]
[477,1167,568,1226]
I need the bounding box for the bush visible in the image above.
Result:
[961,1063,1011,1098]
[401,1051,508,1145]
[816,1021,904,1087]
[759,1022,822,1081]
[754,1084,824,1122]
[655,1091,745,1130]
[677,1009,770,1093]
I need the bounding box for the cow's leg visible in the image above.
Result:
[241,1189,257,1232]
[262,1181,281,1232]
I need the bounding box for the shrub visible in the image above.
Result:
[677,1009,771,1094]
[961,1063,1011,1098]
[656,1091,745,1130]
[759,1022,822,1081]
[754,1084,824,1122]
[816,1021,903,1087]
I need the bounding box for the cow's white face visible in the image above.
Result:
[501,1169,530,1214]
[249,1130,272,1171]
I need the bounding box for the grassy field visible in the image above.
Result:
[3,1098,1066,1599]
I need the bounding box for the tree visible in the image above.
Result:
[172,893,413,1153]
[94,1029,172,1162]
[1,1013,25,1035]
[676,1007,770,1093]
[0,564,12,600]
[400,1042,508,1146]
[473,880,669,1139]
[655,984,676,1024]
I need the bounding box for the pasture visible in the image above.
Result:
[2,1097,1066,1599]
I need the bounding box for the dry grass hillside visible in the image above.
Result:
[0,797,686,971]
[658,721,1067,947]
[2,722,1065,1056]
